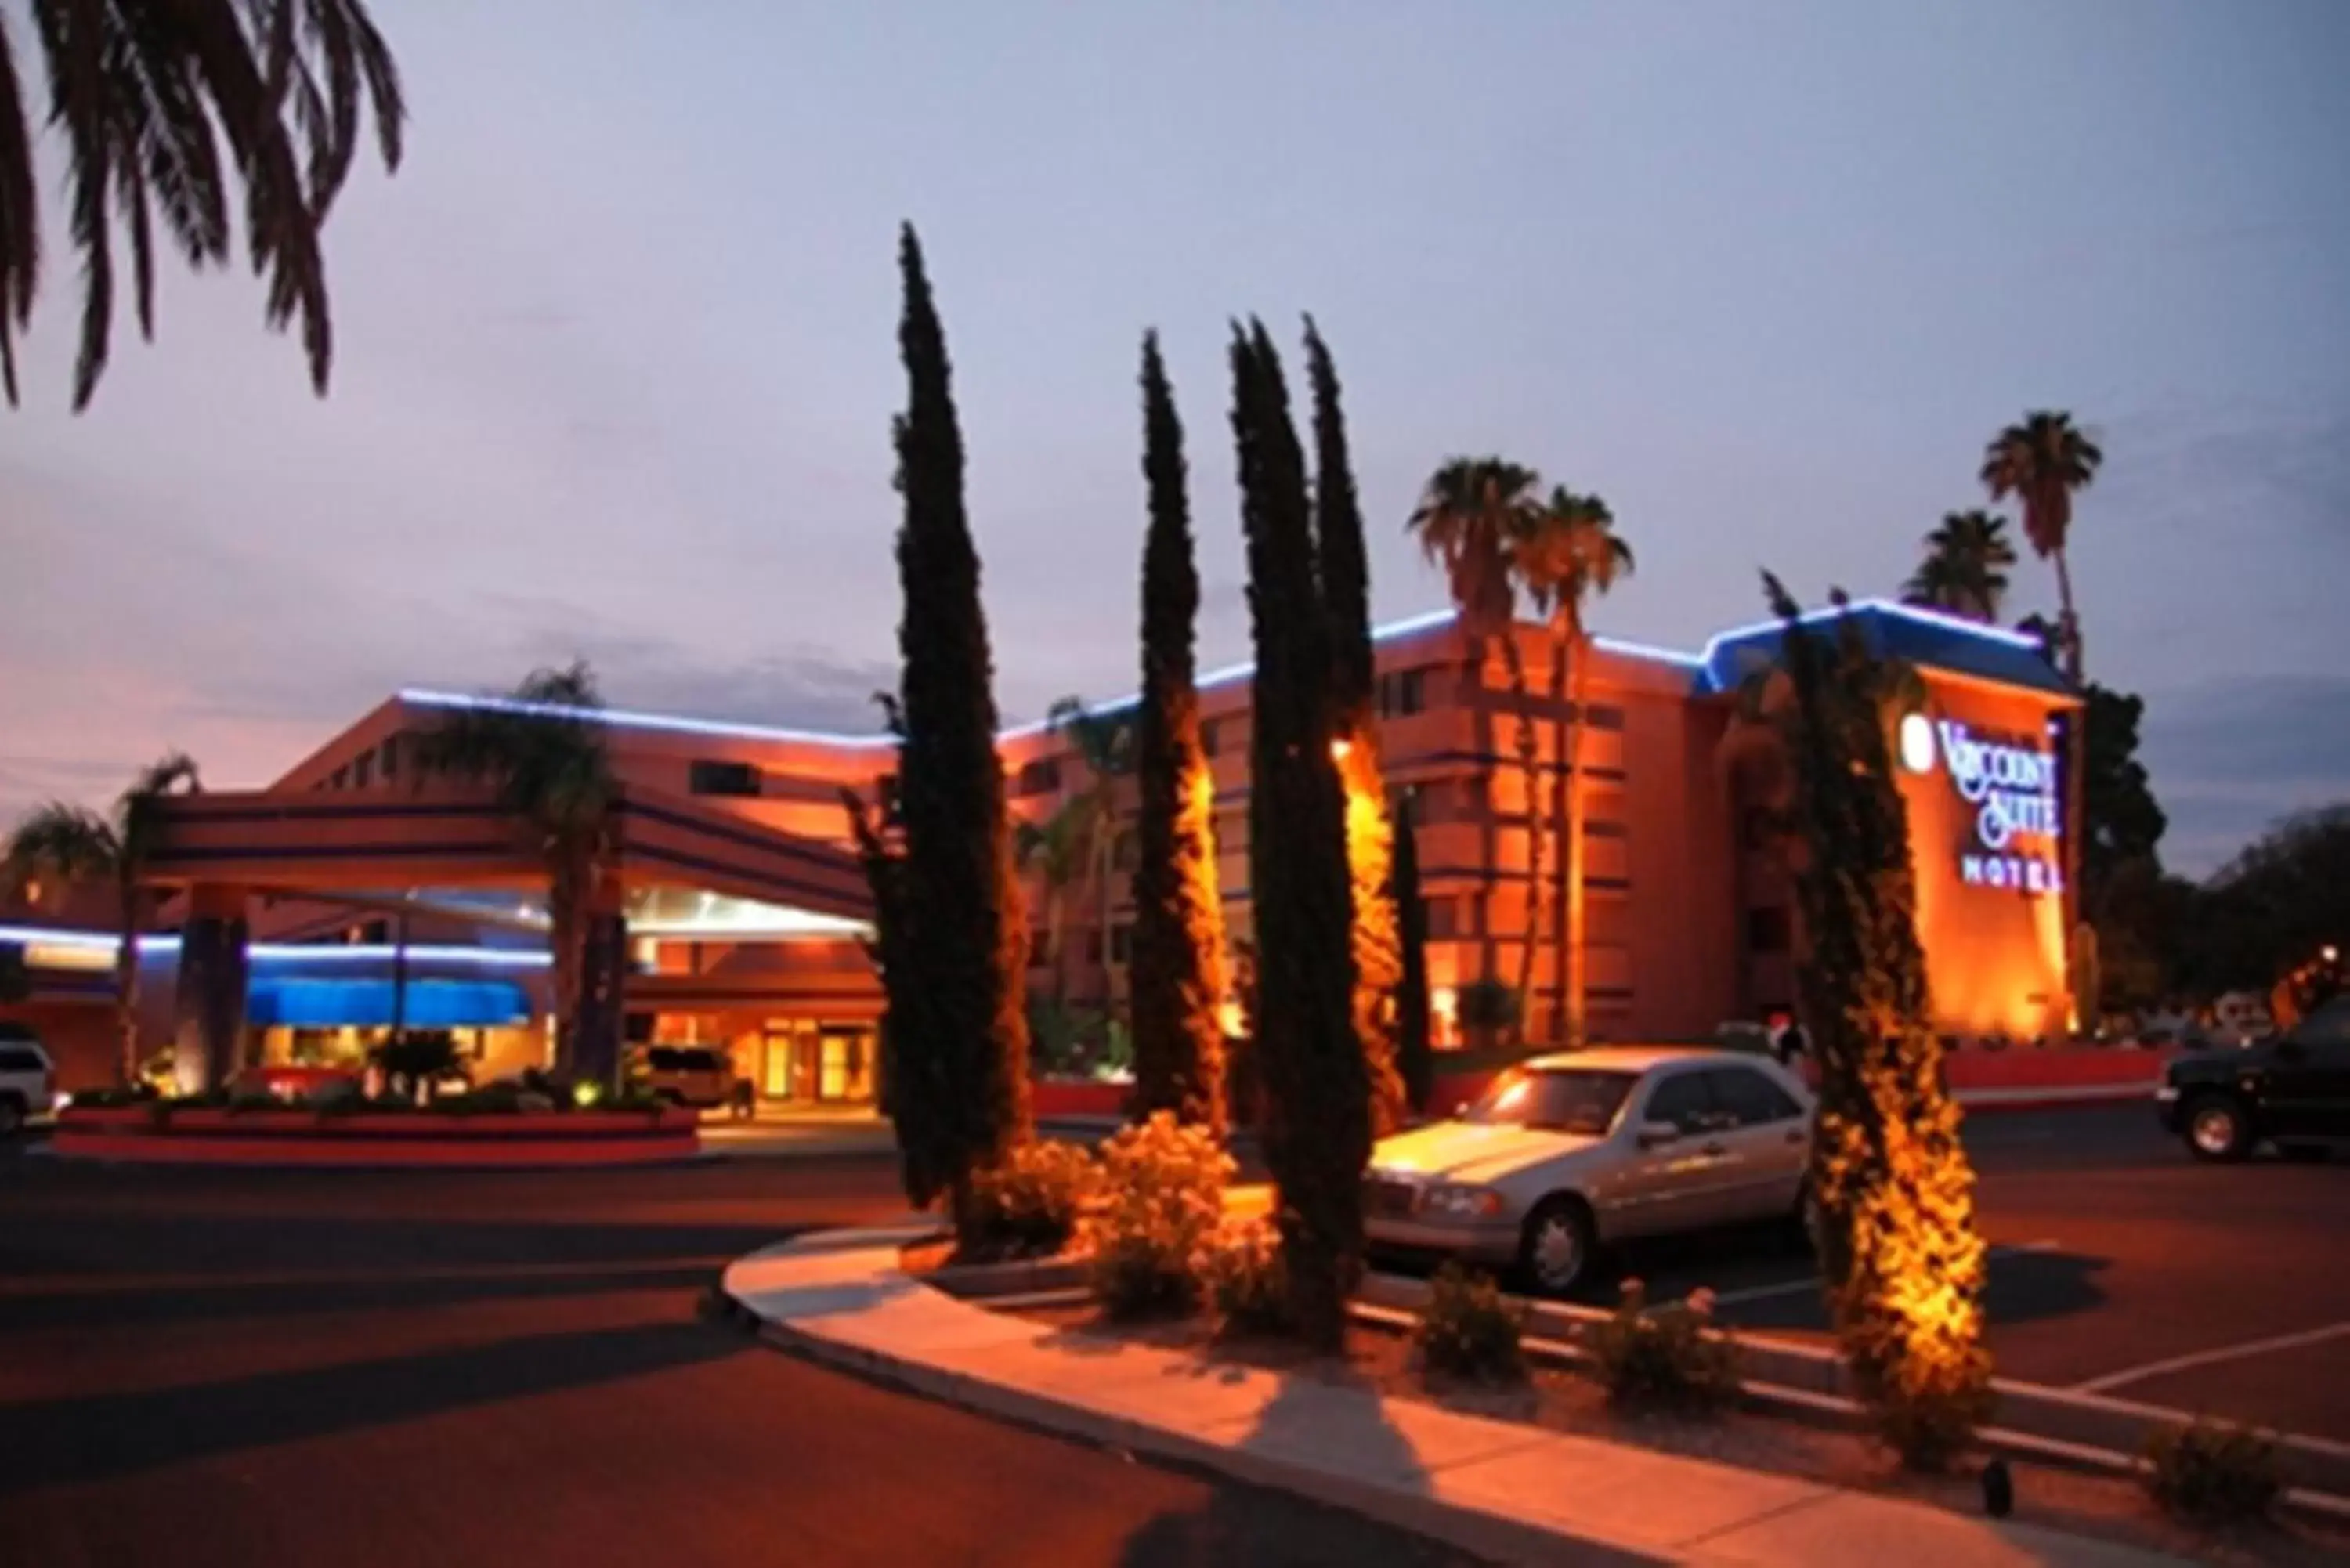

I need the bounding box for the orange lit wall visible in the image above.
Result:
[1897,673,2073,1040]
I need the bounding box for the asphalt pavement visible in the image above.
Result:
[2,1101,2342,1568]
[0,1151,1472,1568]
[1553,1104,2350,1443]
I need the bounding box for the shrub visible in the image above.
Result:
[66,1084,159,1110]
[1581,1281,1741,1414]
[967,1138,1097,1255]
[1414,1263,1527,1384]
[1084,1112,1232,1320]
[2145,1420,2282,1526]
[1198,1216,1290,1336]
[1455,977,1521,1039]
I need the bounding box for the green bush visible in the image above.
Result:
[1581,1280,1741,1414]
[1084,1111,1232,1320]
[1414,1263,1527,1384]
[968,1138,1097,1255]
[2144,1420,2282,1526]
[1198,1216,1291,1336]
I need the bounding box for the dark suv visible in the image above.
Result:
[2159,994,2350,1161]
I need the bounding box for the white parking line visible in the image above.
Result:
[2073,1321,2350,1395]
[1691,1240,2063,1313]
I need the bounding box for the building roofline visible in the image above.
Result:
[395,598,2053,749]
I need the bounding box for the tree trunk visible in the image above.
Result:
[1563,629,1591,1050]
[547,851,585,1074]
[1495,628,1543,1024]
[2054,544,2085,1036]
[113,882,140,1087]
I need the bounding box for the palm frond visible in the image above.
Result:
[0,14,39,406]
[4,801,121,889]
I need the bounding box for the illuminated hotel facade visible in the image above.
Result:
[0,599,2077,1100]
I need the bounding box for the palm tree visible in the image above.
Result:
[3,752,201,1083]
[1045,695,1130,1003]
[1982,410,2104,1034]
[1513,487,1634,1049]
[414,663,618,1080]
[1979,413,2103,681]
[1407,457,1543,1003]
[1014,804,1087,1006]
[1901,511,2017,623]
[0,0,405,409]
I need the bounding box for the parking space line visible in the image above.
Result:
[2072,1321,2350,1395]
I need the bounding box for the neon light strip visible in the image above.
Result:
[0,924,551,967]
[405,606,1704,746]
[1697,597,2045,668]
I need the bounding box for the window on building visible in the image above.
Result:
[1745,907,1792,954]
[1109,923,1133,964]
[1584,818,1628,839]
[353,750,374,789]
[1014,757,1062,797]
[1582,703,1627,732]
[1423,897,1459,940]
[331,766,348,790]
[380,735,400,780]
[689,760,763,797]
[1377,667,1430,719]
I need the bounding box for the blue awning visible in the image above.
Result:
[246,977,530,1029]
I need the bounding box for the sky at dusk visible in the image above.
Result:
[3,0,2346,876]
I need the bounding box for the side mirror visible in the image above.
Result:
[1636,1121,1681,1150]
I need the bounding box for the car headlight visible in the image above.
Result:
[1422,1183,1506,1219]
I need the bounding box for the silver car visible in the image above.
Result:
[1363,1046,1815,1295]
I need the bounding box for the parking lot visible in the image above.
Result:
[1605,1103,2350,1442]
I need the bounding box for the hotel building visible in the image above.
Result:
[0,600,2077,1102]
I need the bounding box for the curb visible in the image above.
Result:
[1352,1273,2350,1517]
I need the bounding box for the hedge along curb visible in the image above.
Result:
[1354,1271,2350,1519]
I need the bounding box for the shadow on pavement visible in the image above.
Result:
[0,1319,749,1494]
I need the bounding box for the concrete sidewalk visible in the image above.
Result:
[724,1229,2187,1567]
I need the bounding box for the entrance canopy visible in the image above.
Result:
[141,782,876,927]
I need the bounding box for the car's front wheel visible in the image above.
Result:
[2184,1093,2254,1162]
[1517,1196,1596,1298]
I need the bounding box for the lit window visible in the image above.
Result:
[689,760,762,797]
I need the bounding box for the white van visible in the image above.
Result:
[0,1029,56,1135]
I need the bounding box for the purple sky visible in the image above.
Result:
[4,1,2345,876]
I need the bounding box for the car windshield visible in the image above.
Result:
[1461,1068,1636,1135]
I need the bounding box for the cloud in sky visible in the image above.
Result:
[1,0,2344,879]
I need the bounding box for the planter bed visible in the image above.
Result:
[52,1103,700,1168]
[998,1294,2346,1568]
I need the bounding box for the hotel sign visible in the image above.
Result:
[1900,714,2064,896]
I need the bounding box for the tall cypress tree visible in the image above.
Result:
[1392,800,1435,1117]
[1763,575,1991,1470]
[1130,331,1231,1136]
[890,223,1031,1227]
[1233,319,1366,1349]
[1303,317,1405,1133]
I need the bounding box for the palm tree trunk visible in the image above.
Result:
[547,853,585,1073]
[1495,629,1542,1023]
[1564,630,1591,1050]
[2054,544,2087,1036]
[113,881,140,1087]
